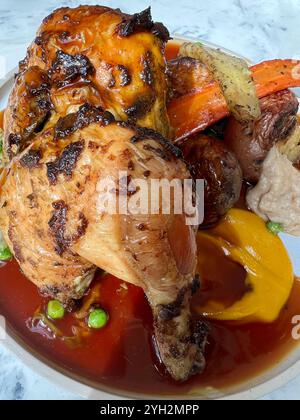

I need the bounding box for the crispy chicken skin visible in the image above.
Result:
[1,6,208,382]
[4,6,170,161]
[0,104,207,381]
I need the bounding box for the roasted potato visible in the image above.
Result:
[279,123,300,163]
[167,57,213,100]
[179,42,261,123]
[224,90,299,183]
[180,135,242,228]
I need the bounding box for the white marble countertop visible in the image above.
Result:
[1,0,300,400]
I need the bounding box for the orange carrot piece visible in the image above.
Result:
[252,59,300,98]
[168,84,229,141]
[169,59,300,141]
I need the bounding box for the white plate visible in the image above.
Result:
[1,36,300,400]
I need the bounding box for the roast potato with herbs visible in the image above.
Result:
[179,42,261,123]
[167,57,213,100]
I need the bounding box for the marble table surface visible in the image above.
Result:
[1,0,300,400]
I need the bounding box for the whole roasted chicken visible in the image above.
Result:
[0,6,207,382]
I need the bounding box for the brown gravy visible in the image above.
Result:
[0,257,299,397]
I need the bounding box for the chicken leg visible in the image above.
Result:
[0,105,207,381]
[1,5,208,381]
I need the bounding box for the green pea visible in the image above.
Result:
[266,221,283,235]
[0,246,12,261]
[0,228,12,261]
[47,300,65,320]
[88,308,109,329]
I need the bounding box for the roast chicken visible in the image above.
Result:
[4,6,171,161]
[0,6,207,382]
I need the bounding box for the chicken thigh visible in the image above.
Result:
[1,5,207,382]
[0,105,207,381]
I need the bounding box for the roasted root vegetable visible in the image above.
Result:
[180,135,242,228]
[167,57,214,100]
[278,122,300,163]
[252,59,300,98]
[168,57,300,141]
[169,84,229,140]
[179,42,261,123]
[225,90,299,183]
[194,209,294,323]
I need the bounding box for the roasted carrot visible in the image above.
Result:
[252,59,300,98]
[168,59,300,141]
[169,84,228,139]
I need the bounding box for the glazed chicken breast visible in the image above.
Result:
[4,6,171,161]
[0,105,207,381]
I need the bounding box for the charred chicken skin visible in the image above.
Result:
[4,6,171,161]
[0,6,208,382]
